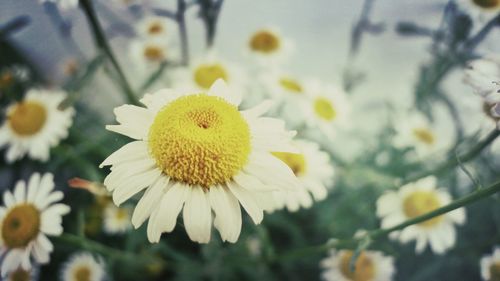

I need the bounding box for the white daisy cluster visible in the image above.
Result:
[60,252,106,281]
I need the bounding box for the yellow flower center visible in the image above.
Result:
[148,94,251,188]
[272,152,307,177]
[314,97,336,121]
[1,204,41,248]
[249,30,281,54]
[472,0,500,9]
[8,101,47,136]
[8,268,31,281]
[339,251,376,281]
[115,208,129,221]
[193,63,228,89]
[403,191,443,227]
[490,262,500,281]
[279,77,303,93]
[412,127,435,146]
[0,72,14,89]
[73,266,91,281]
[148,22,164,35]
[143,46,165,62]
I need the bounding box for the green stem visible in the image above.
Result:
[79,0,139,105]
[275,180,500,262]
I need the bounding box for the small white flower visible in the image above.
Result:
[129,37,176,73]
[245,27,293,67]
[60,252,106,281]
[0,173,70,276]
[376,176,466,254]
[136,16,177,40]
[39,0,79,10]
[320,249,395,281]
[480,247,500,281]
[271,139,335,212]
[102,203,132,235]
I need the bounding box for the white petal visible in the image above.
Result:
[26,173,41,202]
[100,141,149,168]
[208,79,241,106]
[131,176,169,228]
[209,185,242,243]
[112,168,162,205]
[13,181,26,203]
[227,182,263,224]
[183,186,212,243]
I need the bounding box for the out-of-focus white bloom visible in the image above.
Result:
[60,252,106,281]
[102,203,132,234]
[246,236,262,257]
[101,80,300,244]
[137,16,177,40]
[271,139,335,212]
[4,266,38,281]
[0,173,70,276]
[376,176,466,254]
[0,89,74,163]
[320,249,395,281]
[480,247,500,281]
[392,112,453,160]
[39,0,79,10]
[300,79,350,139]
[245,27,293,67]
[129,38,174,72]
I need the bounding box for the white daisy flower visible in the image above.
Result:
[246,27,293,67]
[4,266,38,281]
[320,249,395,281]
[261,70,307,100]
[392,112,453,160]
[60,252,106,281]
[39,0,79,10]
[0,173,70,276]
[129,37,174,73]
[376,176,466,254]
[100,79,300,243]
[480,247,500,281]
[102,203,132,235]
[271,139,335,212]
[0,89,74,163]
[136,16,177,40]
[299,79,350,139]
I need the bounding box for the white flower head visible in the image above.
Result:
[101,79,301,244]
[480,247,500,281]
[0,89,74,163]
[0,173,70,276]
[129,37,177,73]
[376,176,466,254]
[320,249,395,281]
[271,139,335,212]
[60,252,106,281]
[245,26,294,67]
[136,15,178,40]
[102,203,132,235]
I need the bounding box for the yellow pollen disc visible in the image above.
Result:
[279,77,303,93]
[144,46,165,62]
[148,22,164,35]
[272,152,307,177]
[403,191,443,227]
[148,94,251,188]
[9,268,31,281]
[314,97,336,121]
[115,208,129,220]
[1,204,41,248]
[73,266,91,281]
[340,251,376,281]
[473,0,500,9]
[249,30,281,54]
[490,262,500,281]
[193,63,229,89]
[8,101,47,136]
[412,127,435,146]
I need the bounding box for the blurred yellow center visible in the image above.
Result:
[148,94,251,188]
[272,152,307,176]
[0,72,14,88]
[249,30,280,53]
[473,0,500,8]
[144,46,165,62]
[490,262,500,281]
[412,128,435,145]
[279,77,303,93]
[115,208,129,220]
[403,191,443,227]
[1,204,40,248]
[193,63,228,89]
[9,268,31,281]
[73,266,91,281]
[340,251,375,281]
[314,98,336,121]
[8,101,47,136]
[148,22,164,35]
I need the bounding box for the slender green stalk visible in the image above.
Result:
[79,0,139,105]
[177,0,189,65]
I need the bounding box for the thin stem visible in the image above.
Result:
[198,0,224,47]
[79,0,139,105]
[177,0,189,65]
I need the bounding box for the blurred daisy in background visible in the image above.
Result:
[376,176,466,254]
[136,15,177,40]
[320,249,395,281]
[4,266,38,281]
[480,247,500,281]
[101,80,300,244]
[272,139,335,212]
[102,203,132,235]
[392,112,453,160]
[300,79,350,139]
[129,37,174,75]
[245,27,293,67]
[0,173,70,276]
[60,252,106,281]
[0,89,74,163]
